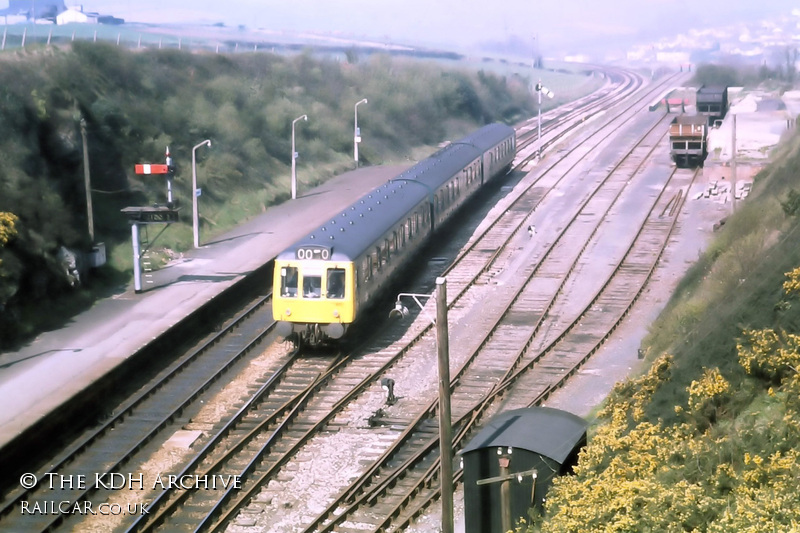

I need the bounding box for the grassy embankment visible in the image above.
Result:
[527,119,800,531]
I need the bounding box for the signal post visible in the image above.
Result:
[123,149,180,293]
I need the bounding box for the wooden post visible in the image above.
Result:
[436,277,454,533]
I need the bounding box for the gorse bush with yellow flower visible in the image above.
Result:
[536,340,800,532]
[529,244,800,529]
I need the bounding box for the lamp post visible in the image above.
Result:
[192,139,211,248]
[354,98,367,167]
[390,277,453,533]
[535,80,554,160]
[291,114,308,200]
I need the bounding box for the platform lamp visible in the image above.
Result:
[354,98,367,167]
[291,114,308,200]
[389,277,453,533]
[192,139,211,249]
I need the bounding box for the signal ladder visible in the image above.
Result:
[140,227,155,287]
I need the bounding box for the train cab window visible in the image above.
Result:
[326,269,345,299]
[303,274,322,298]
[280,267,299,297]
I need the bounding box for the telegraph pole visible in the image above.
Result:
[80,119,94,242]
[436,277,453,533]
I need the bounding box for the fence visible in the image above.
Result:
[1,23,293,55]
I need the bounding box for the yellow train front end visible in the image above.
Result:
[272,258,356,345]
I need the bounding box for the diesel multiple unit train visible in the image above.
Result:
[272,123,516,345]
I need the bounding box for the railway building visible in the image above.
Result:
[461,407,588,533]
[696,85,729,127]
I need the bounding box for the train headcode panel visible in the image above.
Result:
[296,245,332,260]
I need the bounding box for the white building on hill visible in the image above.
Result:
[56,5,98,24]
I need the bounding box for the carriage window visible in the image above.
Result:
[281,267,299,297]
[326,269,345,299]
[400,226,406,246]
[364,257,372,281]
[374,246,382,270]
[303,274,322,298]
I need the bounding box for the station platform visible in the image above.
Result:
[0,165,407,452]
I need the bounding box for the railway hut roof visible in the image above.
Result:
[281,123,513,262]
[672,114,707,125]
[461,407,587,464]
[696,85,728,101]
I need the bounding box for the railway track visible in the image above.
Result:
[0,293,282,531]
[386,166,701,533]
[294,99,693,533]
[513,67,642,167]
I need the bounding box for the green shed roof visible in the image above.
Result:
[461,407,587,464]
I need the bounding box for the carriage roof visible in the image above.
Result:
[277,123,514,262]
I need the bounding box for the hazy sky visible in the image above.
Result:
[78,1,798,55]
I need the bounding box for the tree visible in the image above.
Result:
[785,47,798,84]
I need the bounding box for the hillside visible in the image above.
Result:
[531,123,800,530]
[0,42,599,349]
